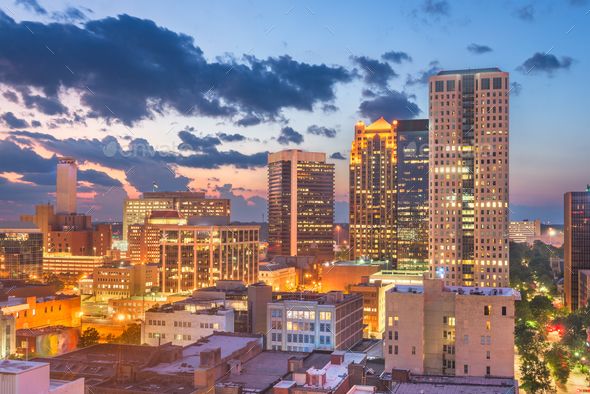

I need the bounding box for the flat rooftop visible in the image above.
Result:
[0,359,47,374]
[304,352,366,390]
[145,333,261,375]
[387,374,517,394]
[390,285,520,299]
[437,67,501,76]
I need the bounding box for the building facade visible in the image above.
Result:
[142,303,234,346]
[266,291,363,352]
[564,190,590,310]
[93,263,159,301]
[350,280,393,339]
[268,150,335,261]
[384,279,519,378]
[509,219,541,244]
[396,119,429,270]
[42,254,111,276]
[0,222,43,280]
[428,68,510,287]
[0,295,81,330]
[258,262,298,291]
[0,312,15,358]
[55,157,77,215]
[122,191,230,240]
[349,118,398,265]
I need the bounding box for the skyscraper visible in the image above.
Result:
[564,189,590,311]
[428,68,510,287]
[349,118,397,264]
[56,157,77,214]
[397,119,429,270]
[268,149,334,261]
[0,221,43,280]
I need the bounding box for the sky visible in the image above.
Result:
[0,0,588,224]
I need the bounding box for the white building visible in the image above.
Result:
[142,300,234,346]
[0,312,15,358]
[0,359,84,394]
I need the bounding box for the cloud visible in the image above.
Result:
[381,51,412,64]
[518,52,573,75]
[178,130,221,153]
[321,104,338,113]
[1,112,29,128]
[467,43,493,54]
[406,61,442,86]
[2,90,18,103]
[217,132,246,142]
[0,13,354,125]
[78,169,122,187]
[514,4,535,21]
[510,82,523,96]
[21,92,69,115]
[51,6,90,23]
[359,90,421,121]
[330,152,346,160]
[307,125,337,138]
[15,0,47,15]
[31,120,41,127]
[0,139,56,173]
[215,184,267,222]
[421,0,450,17]
[235,114,261,127]
[351,56,397,87]
[277,126,303,145]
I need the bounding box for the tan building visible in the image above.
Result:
[122,191,230,240]
[509,219,541,243]
[349,118,398,264]
[55,157,77,214]
[268,150,335,261]
[428,68,510,287]
[93,263,159,301]
[0,294,81,330]
[384,279,519,378]
[42,254,111,276]
[258,262,297,291]
[350,280,393,339]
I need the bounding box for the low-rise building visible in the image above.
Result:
[142,299,234,346]
[42,254,112,276]
[0,294,81,330]
[267,291,363,352]
[107,293,188,321]
[509,219,541,244]
[259,262,297,291]
[0,312,15,358]
[0,359,84,394]
[384,279,520,378]
[93,262,159,301]
[16,325,78,358]
[349,280,393,339]
[321,260,386,293]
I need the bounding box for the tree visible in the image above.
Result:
[520,353,554,394]
[545,343,571,386]
[79,327,100,348]
[116,324,141,345]
[529,295,555,325]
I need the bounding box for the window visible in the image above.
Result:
[448,317,455,326]
[493,77,502,90]
[486,366,491,375]
[411,346,416,355]
[388,316,393,327]
[388,331,392,340]
[486,351,491,360]
[502,306,507,316]
[435,80,444,92]
[388,345,392,354]
[394,345,398,355]
[464,364,469,374]
[394,331,398,340]
[480,336,485,345]
[484,305,491,315]
[446,80,456,91]
[481,78,490,90]
[486,321,491,330]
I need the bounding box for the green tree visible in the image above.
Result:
[78,327,100,348]
[529,295,555,325]
[545,343,571,386]
[520,353,554,394]
[116,324,141,345]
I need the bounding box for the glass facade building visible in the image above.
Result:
[0,222,43,280]
[396,119,429,270]
[564,190,590,310]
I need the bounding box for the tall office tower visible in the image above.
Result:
[564,189,590,311]
[268,150,335,261]
[428,68,510,287]
[397,119,429,270]
[349,118,398,265]
[122,191,230,240]
[56,157,77,214]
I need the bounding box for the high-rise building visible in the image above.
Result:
[349,118,398,265]
[397,119,429,270]
[384,279,519,377]
[0,222,43,280]
[564,189,590,310]
[56,157,77,214]
[428,68,510,287]
[122,191,230,240]
[268,150,334,261]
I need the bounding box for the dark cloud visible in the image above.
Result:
[78,169,122,187]
[178,130,221,153]
[235,114,261,127]
[381,51,412,64]
[307,125,337,138]
[52,7,89,23]
[2,90,18,103]
[0,13,354,125]
[22,92,69,115]
[330,152,346,160]
[277,126,303,145]
[0,139,56,173]
[31,120,41,127]
[321,104,338,113]
[514,4,535,21]
[217,132,246,142]
[467,43,493,54]
[215,184,267,222]
[351,56,397,87]
[15,0,47,15]
[510,82,523,96]
[406,61,442,86]
[1,112,29,128]
[421,0,450,17]
[359,90,421,121]
[518,52,573,75]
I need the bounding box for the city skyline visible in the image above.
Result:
[0,1,589,223]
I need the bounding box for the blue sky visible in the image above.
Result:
[0,0,588,223]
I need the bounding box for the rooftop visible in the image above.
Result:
[300,352,366,390]
[384,374,517,394]
[389,284,521,299]
[437,67,502,76]
[365,117,394,132]
[0,221,40,231]
[0,359,47,374]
